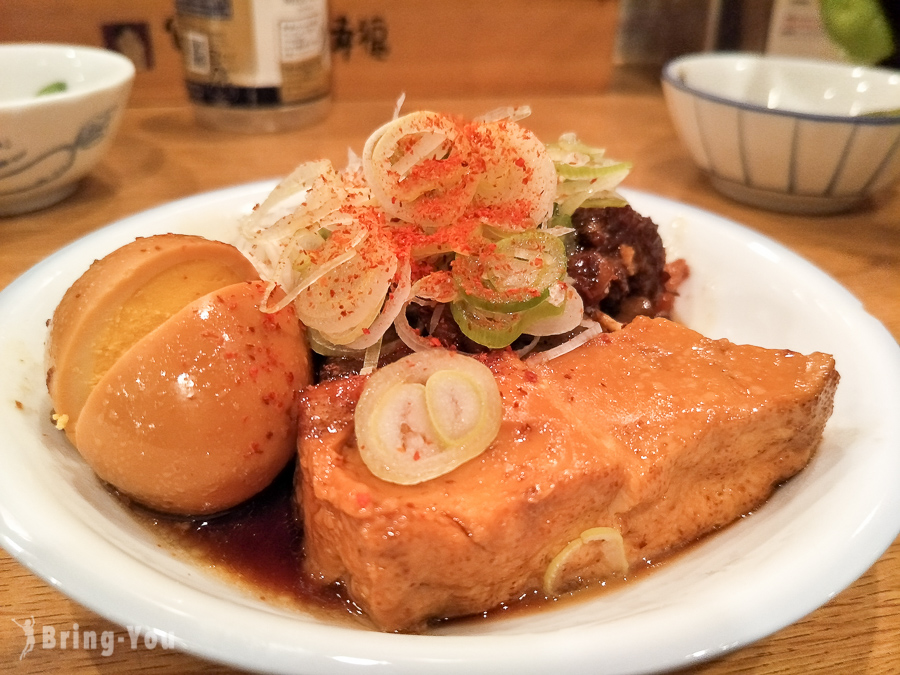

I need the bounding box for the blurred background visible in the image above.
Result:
[2,0,889,109]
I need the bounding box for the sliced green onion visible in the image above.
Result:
[466,287,549,314]
[543,527,628,595]
[555,161,632,181]
[546,133,608,164]
[425,369,487,445]
[450,289,567,349]
[548,133,632,215]
[577,195,629,210]
[307,328,363,356]
[452,230,567,313]
[354,350,502,485]
[450,301,526,348]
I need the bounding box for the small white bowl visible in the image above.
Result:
[662,52,900,214]
[0,44,135,216]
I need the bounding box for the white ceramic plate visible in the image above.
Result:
[1,183,899,674]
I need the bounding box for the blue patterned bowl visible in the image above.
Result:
[0,44,134,216]
[662,52,900,214]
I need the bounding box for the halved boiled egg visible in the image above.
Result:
[47,234,312,515]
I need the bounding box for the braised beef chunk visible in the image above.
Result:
[404,303,494,354]
[317,356,365,382]
[567,205,671,322]
[316,341,415,382]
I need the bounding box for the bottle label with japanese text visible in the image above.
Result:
[176,0,331,108]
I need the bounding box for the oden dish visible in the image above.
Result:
[42,105,840,634]
[47,234,312,515]
[235,107,839,631]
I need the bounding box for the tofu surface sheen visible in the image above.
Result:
[297,317,839,632]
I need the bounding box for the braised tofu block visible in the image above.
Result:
[297,317,838,632]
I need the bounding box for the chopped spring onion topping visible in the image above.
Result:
[471,118,557,228]
[523,285,585,338]
[474,105,533,124]
[452,230,567,313]
[345,257,412,350]
[543,527,629,595]
[547,133,632,217]
[362,111,480,229]
[394,301,441,352]
[238,111,640,357]
[37,81,67,96]
[354,350,502,484]
[359,338,383,375]
[449,301,529,349]
[424,369,486,445]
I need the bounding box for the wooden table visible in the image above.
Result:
[1,78,898,674]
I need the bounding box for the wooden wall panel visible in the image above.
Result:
[0,0,620,106]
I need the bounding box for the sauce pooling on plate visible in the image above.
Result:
[130,463,655,629]
[133,466,365,623]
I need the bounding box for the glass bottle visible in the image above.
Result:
[175,0,331,133]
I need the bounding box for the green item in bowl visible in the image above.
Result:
[820,0,895,64]
[861,108,900,117]
[36,81,68,96]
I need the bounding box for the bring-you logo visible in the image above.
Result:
[10,617,175,660]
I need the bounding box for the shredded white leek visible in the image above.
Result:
[523,284,584,337]
[526,319,604,364]
[360,338,383,375]
[514,335,540,358]
[392,93,406,120]
[428,302,446,336]
[474,105,532,124]
[391,132,450,178]
[474,117,557,227]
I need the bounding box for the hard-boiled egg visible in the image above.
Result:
[47,234,312,514]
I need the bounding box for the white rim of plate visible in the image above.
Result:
[0,183,897,675]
